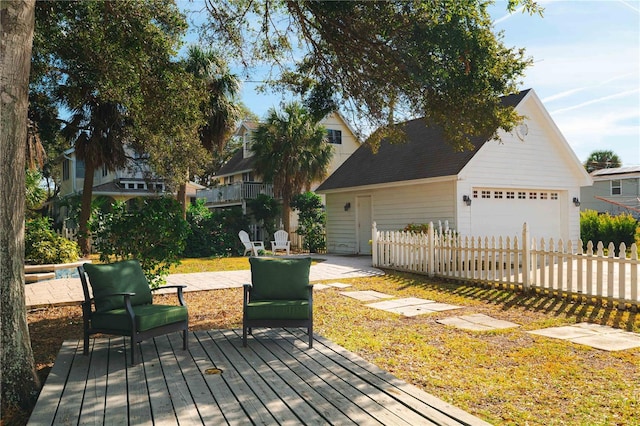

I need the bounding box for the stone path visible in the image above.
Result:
[339,290,640,352]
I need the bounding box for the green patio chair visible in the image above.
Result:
[78,259,188,365]
[243,257,314,348]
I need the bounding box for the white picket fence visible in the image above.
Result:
[372,222,639,308]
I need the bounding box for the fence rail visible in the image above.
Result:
[372,222,639,308]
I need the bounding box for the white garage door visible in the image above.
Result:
[470,189,564,240]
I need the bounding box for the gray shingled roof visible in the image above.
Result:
[316,90,530,192]
[215,149,255,177]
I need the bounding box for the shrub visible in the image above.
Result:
[580,210,639,250]
[247,194,280,245]
[90,197,189,287]
[183,201,248,258]
[291,192,326,253]
[403,223,430,233]
[25,217,80,264]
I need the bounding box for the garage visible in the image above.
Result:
[468,188,566,240]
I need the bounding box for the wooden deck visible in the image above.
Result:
[28,329,489,425]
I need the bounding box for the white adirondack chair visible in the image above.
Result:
[271,230,291,255]
[239,230,265,256]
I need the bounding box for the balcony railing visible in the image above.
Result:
[197,182,275,206]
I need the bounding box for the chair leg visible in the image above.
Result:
[83,331,90,356]
[308,326,313,349]
[183,328,188,350]
[131,334,137,365]
[242,326,247,347]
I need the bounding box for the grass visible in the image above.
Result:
[12,257,640,425]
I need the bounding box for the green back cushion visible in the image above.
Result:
[83,260,152,312]
[249,257,311,300]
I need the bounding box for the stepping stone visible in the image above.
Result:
[340,290,394,301]
[367,298,462,317]
[313,284,331,290]
[527,323,640,351]
[315,282,351,291]
[438,314,520,331]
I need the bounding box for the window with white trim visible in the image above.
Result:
[611,179,621,195]
[518,191,526,199]
[506,191,515,199]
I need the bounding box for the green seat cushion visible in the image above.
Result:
[245,300,310,320]
[83,260,152,312]
[249,257,311,300]
[92,304,188,332]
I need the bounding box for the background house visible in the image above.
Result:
[580,166,640,219]
[197,112,361,240]
[55,147,203,227]
[316,89,592,255]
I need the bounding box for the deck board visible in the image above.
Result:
[28,329,490,426]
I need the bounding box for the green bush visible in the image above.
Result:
[580,210,639,250]
[403,223,430,233]
[25,217,81,264]
[90,197,190,287]
[183,201,248,258]
[291,192,326,253]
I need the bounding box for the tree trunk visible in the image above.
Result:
[78,157,96,256]
[0,0,41,410]
[177,182,188,219]
[282,194,291,235]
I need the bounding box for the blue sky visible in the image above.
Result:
[181,1,640,166]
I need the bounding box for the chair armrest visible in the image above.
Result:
[150,285,187,292]
[151,285,187,306]
[243,283,252,306]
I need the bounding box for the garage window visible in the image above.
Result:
[494,191,503,199]
[506,191,515,199]
[529,192,537,199]
[518,192,526,199]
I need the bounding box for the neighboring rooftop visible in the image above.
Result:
[591,166,640,177]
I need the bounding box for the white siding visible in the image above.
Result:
[457,94,586,242]
[325,181,456,254]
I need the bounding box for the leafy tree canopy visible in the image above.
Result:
[201,0,542,150]
[584,150,622,173]
[32,0,208,188]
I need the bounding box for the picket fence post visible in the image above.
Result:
[371,222,378,266]
[522,222,530,290]
[427,222,435,277]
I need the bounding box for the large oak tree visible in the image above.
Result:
[1,0,41,410]
[202,0,542,150]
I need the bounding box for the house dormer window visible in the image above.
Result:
[327,129,342,144]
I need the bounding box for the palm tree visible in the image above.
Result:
[251,102,333,232]
[585,150,622,173]
[180,46,242,214]
[61,99,129,255]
